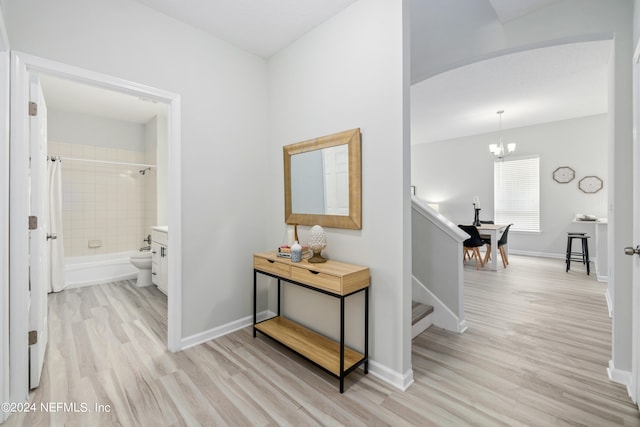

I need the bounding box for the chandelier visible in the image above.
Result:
[489,110,516,159]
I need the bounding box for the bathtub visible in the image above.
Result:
[64,251,138,289]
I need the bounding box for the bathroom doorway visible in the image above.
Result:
[40,73,169,290]
[36,71,177,349]
[39,71,171,349]
[9,52,182,402]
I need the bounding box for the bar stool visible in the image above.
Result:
[565,232,590,275]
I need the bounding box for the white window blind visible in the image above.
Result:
[494,156,540,232]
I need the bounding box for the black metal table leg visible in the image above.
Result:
[364,287,369,374]
[340,296,345,393]
[277,278,281,316]
[566,236,572,272]
[253,269,257,337]
[584,239,590,275]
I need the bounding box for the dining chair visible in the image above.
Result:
[483,224,512,268]
[458,225,486,269]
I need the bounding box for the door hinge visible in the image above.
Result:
[28,102,37,116]
[28,215,38,230]
[28,330,37,345]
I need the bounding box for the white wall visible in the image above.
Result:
[267,0,412,387]
[412,115,608,258]
[635,0,640,47]
[47,109,146,151]
[1,0,269,337]
[414,0,634,376]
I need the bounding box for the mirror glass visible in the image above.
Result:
[290,144,349,216]
[284,128,361,229]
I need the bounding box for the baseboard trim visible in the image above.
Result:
[607,360,632,389]
[412,276,467,333]
[180,310,274,350]
[509,250,565,259]
[605,287,613,318]
[368,361,414,391]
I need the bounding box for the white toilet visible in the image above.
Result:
[130,251,152,287]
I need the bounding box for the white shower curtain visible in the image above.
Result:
[48,158,65,293]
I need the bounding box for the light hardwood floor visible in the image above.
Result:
[4,256,640,426]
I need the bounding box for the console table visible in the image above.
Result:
[253,251,370,393]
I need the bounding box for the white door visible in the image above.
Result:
[322,144,349,215]
[28,74,49,389]
[631,41,640,406]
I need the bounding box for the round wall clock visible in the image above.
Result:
[552,166,575,183]
[578,176,603,193]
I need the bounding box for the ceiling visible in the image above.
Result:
[411,39,612,145]
[38,0,602,143]
[487,0,562,23]
[133,0,358,58]
[131,0,561,59]
[39,74,167,125]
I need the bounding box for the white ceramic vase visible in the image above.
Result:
[308,225,327,263]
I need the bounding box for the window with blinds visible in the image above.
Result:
[494,156,540,232]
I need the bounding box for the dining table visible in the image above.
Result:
[477,223,508,271]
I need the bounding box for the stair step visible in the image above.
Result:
[412,301,434,326]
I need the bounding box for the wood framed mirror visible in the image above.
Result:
[284,128,362,230]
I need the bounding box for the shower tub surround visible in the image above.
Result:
[48,141,157,259]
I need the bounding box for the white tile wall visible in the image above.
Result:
[48,141,157,256]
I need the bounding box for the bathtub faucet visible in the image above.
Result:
[140,245,151,252]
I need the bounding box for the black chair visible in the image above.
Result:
[484,224,512,268]
[458,225,486,269]
[566,232,590,275]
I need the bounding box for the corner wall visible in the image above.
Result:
[267,0,412,388]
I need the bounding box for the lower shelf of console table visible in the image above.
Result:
[252,252,370,393]
[255,316,365,377]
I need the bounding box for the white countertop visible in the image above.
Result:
[571,218,607,224]
[152,225,168,232]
